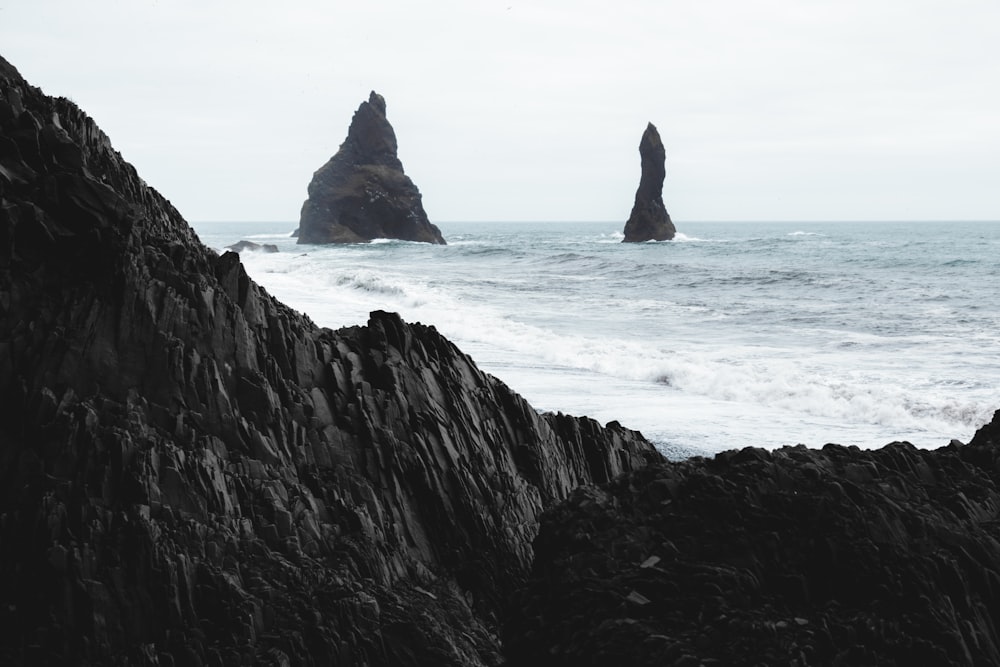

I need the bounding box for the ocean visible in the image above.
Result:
[191,220,999,460]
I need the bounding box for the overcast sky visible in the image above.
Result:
[3,1,999,223]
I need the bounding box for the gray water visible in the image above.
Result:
[193,220,1000,458]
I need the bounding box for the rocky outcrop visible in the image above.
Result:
[622,123,676,242]
[505,416,1000,666]
[0,55,656,665]
[12,52,1000,667]
[296,91,446,245]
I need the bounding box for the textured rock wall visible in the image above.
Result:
[506,412,1000,666]
[0,56,657,665]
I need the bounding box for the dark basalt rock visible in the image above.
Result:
[0,55,656,665]
[506,434,1000,666]
[10,52,1000,667]
[622,123,676,242]
[969,409,1000,447]
[226,240,279,253]
[296,91,446,245]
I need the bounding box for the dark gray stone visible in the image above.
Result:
[0,54,655,665]
[622,122,676,242]
[296,91,446,245]
[505,438,1000,666]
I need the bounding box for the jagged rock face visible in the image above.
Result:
[506,430,1000,666]
[297,91,446,245]
[622,122,676,242]
[0,55,657,665]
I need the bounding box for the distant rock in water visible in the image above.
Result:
[296,91,446,245]
[622,122,676,242]
[226,239,278,253]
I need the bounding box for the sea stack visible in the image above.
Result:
[622,122,676,242]
[297,91,446,244]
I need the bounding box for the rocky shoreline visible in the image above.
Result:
[506,413,1000,665]
[3,54,1000,666]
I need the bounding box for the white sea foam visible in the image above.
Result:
[245,232,295,240]
[671,232,704,242]
[201,220,999,455]
[258,251,987,444]
[598,231,625,243]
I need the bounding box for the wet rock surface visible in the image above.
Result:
[505,416,1000,666]
[296,91,446,245]
[622,123,676,243]
[0,56,656,665]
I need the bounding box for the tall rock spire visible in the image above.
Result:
[622,122,677,242]
[297,91,446,244]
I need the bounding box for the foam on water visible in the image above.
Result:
[197,220,1000,457]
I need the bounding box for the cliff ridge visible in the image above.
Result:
[0,56,653,665]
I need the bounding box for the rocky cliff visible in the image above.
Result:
[505,410,1000,666]
[622,123,676,243]
[0,56,656,665]
[7,53,1000,667]
[296,91,446,245]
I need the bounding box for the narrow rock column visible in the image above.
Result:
[622,122,677,242]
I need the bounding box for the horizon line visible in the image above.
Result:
[189,218,1000,225]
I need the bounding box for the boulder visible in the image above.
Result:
[622,122,677,242]
[296,91,446,245]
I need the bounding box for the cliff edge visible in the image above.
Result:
[0,56,655,665]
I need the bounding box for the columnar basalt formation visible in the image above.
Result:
[622,122,677,242]
[506,413,1000,666]
[0,56,654,665]
[296,91,446,245]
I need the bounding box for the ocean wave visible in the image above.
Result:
[227,220,999,450]
[546,252,588,265]
[334,272,407,296]
[246,232,295,240]
[419,309,992,439]
[672,232,709,242]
